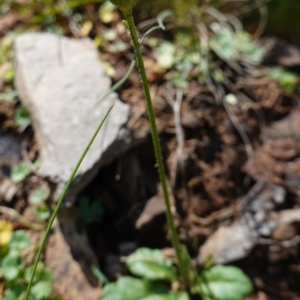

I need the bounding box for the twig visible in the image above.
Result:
[0,206,44,231]
[252,0,268,40]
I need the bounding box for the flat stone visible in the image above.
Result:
[14,33,131,204]
[198,221,254,264]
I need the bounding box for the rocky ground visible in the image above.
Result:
[1,2,300,300]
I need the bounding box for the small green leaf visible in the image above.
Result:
[78,196,104,223]
[0,90,18,102]
[171,73,189,89]
[3,289,17,300]
[14,105,31,130]
[29,183,50,205]
[267,67,298,91]
[34,204,51,221]
[25,261,53,284]
[210,29,237,60]
[4,281,27,299]
[126,248,176,282]
[141,291,189,300]
[102,277,151,300]
[33,159,41,170]
[10,162,31,183]
[103,277,169,300]
[236,31,265,65]
[9,230,30,251]
[199,265,252,300]
[1,252,24,281]
[156,42,176,69]
[3,67,14,82]
[31,280,52,299]
[91,265,109,284]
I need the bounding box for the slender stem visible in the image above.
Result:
[24,105,114,300]
[124,12,189,288]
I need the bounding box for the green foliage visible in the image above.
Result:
[10,162,31,183]
[78,196,104,223]
[0,33,16,64]
[1,252,25,281]
[126,248,177,282]
[199,265,253,300]
[154,26,264,90]
[34,204,51,221]
[0,90,18,102]
[102,276,161,300]
[10,160,41,184]
[210,29,265,65]
[267,67,298,92]
[102,276,188,300]
[103,248,252,300]
[0,230,60,300]
[91,265,109,284]
[29,184,50,205]
[14,105,31,131]
[29,183,51,221]
[10,1,259,299]
[9,230,30,251]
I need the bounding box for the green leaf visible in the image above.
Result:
[126,248,176,282]
[1,252,24,281]
[0,90,18,102]
[199,265,252,300]
[210,29,264,65]
[14,105,31,130]
[235,32,265,65]
[210,29,237,60]
[3,67,14,82]
[91,265,109,284]
[171,74,189,89]
[10,162,31,183]
[33,159,41,170]
[31,280,52,299]
[78,196,104,223]
[9,230,30,251]
[34,204,51,220]
[102,277,151,300]
[103,277,169,300]
[3,289,17,300]
[29,183,50,205]
[23,263,53,299]
[267,67,298,91]
[156,42,176,69]
[141,291,189,300]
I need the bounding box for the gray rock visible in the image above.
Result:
[14,33,131,204]
[198,221,254,265]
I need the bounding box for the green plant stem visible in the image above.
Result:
[24,105,114,300]
[124,12,190,288]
